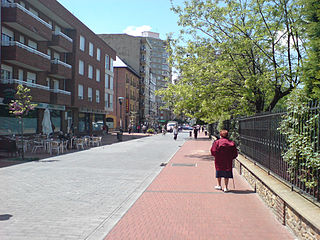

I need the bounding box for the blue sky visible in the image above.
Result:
[57,0,186,40]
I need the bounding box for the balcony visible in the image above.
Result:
[49,59,72,79]
[48,31,73,53]
[49,89,71,106]
[2,2,52,41]
[2,41,51,71]
[0,79,50,103]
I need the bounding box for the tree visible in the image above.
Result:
[160,0,306,123]
[9,85,37,160]
[303,0,320,97]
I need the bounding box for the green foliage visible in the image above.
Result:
[159,0,306,124]
[278,90,320,188]
[303,0,320,97]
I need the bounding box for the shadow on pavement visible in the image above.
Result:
[0,214,13,221]
[184,154,213,161]
[228,189,256,194]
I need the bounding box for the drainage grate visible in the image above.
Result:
[172,163,196,167]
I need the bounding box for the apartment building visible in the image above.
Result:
[98,34,154,126]
[0,0,116,135]
[141,31,172,124]
[113,56,140,131]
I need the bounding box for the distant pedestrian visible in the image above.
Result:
[173,126,178,140]
[128,124,132,134]
[142,125,147,134]
[210,130,238,192]
[137,125,140,133]
[193,127,198,139]
[162,126,166,135]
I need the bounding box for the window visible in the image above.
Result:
[55,25,61,34]
[27,72,36,83]
[96,90,100,103]
[110,58,114,72]
[79,60,84,75]
[97,48,101,61]
[80,35,85,51]
[105,94,113,109]
[1,27,13,42]
[89,42,93,56]
[47,49,51,56]
[28,40,37,49]
[78,84,83,99]
[53,52,60,60]
[1,64,12,79]
[19,35,25,44]
[88,87,92,102]
[110,76,113,90]
[29,8,38,17]
[105,74,109,89]
[105,93,109,108]
[53,80,59,90]
[88,65,93,79]
[109,94,113,109]
[96,69,100,82]
[18,69,23,80]
[105,55,110,70]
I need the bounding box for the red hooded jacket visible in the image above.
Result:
[210,138,238,171]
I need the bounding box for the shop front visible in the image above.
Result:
[0,102,66,136]
[78,108,107,136]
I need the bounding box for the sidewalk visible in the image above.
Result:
[104,134,296,240]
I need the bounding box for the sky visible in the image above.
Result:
[56,0,186,40]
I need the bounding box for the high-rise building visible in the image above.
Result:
[99,32,172,126]
[99,34,155,126]
[0,0,116,135]
[141,31,172,124]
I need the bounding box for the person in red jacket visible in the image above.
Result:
[210,129,238,192]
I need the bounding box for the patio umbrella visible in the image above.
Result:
[42,108,53,136]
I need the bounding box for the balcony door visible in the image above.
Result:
[27,72,36,84]
[1,64,12,79]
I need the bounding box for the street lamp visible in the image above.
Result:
[118,97,124,131]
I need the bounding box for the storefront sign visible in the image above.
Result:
[36,103,65,111]
[80,107,107,114]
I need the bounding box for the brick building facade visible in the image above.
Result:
[0,0,116,136]
[113,56,140,131]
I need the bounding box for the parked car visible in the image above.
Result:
[166,121,178,132]
[182,125,193,130]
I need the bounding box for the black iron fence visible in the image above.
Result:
[237,109,320,202]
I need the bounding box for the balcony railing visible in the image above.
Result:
[2,41,50,60]
[51,59,72,69]
[53,31,73,43]
[0,79,50,90]
[50,88,71,95]
[2,2,52,29]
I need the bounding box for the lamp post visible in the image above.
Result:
[118,97,124,131]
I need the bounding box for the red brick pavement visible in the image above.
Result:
[104,134,295,240]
